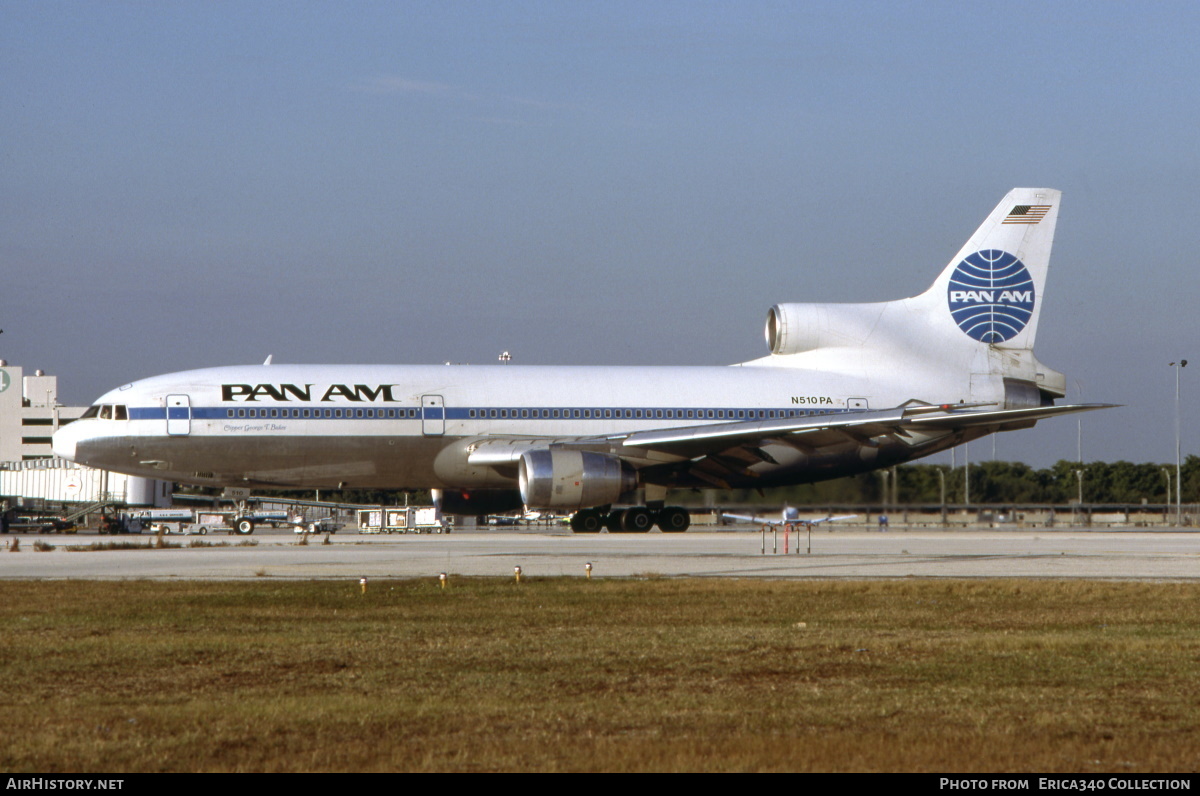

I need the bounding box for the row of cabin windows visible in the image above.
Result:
[226,408,420,419]
[466,408,810,420]
[228,407,814,420]
[88,405,824,422]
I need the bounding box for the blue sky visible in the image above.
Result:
[3,1,1198,468]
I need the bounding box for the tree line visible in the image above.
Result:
[701,455,1200,506]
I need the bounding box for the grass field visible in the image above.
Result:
[2,578,1198,772]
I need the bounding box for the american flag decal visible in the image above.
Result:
[1002,205,1051,224]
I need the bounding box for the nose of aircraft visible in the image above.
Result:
[52,423,79,461]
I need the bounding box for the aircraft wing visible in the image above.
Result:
[610,402,1115,489]
[801,514,858,525]
[615,403,1114,460]
[721,513,766,524]
[467,402,1115,489]
[723,512,858,526]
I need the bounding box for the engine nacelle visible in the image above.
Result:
[518,449,637,510]
[765,302,881,355]
[432,488,524,517]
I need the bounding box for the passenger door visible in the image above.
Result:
[166,394,191,436]
[421,394,445,436]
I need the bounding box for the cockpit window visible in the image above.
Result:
[84,404,129,420]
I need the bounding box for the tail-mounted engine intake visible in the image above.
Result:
[518,449,637,510]
[766,303,880,355]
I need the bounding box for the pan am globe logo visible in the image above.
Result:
[947,249,1035,343]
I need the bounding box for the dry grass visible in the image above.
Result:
[1,579,1198,772]
[65,541,176,552]
[62,540,255,551]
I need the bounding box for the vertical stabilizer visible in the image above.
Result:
[916,188,1061,351]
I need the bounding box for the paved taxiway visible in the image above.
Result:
[1,526,1197,580]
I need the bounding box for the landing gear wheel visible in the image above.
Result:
[234,519,255,535]
[657,507,691,533]
[571,511,604,533]
[621,507,654,533]
[605,509,626,532]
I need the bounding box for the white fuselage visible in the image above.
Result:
[52,360,986,491]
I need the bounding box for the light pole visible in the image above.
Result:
[1070,468,1084,526]
[964,443,970,506]
[937,467,947,526]
[1074,379,1084,463]
[1162,467,1172,522]
[1170,360,1188,525]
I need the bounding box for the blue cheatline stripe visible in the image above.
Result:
[127,405,856,423]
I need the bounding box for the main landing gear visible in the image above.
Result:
[569,506,691,534]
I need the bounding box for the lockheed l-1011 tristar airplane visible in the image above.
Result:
[53,188,1110,533]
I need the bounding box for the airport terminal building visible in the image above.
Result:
[0,362,169,507]
[0,361,84,462]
